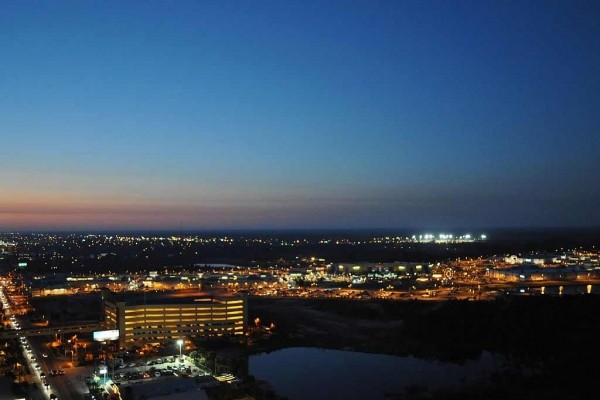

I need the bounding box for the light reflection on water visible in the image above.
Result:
[249,347,500,400]
[521,284,598,295]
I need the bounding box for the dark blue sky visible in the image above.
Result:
[1,0,599,230]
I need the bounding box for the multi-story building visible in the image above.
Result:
[101,289,247,348]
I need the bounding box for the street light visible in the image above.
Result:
[177,339,183,359]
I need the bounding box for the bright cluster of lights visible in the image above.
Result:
[410,233,487,243]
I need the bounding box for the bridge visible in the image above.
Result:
[0,322,104,339]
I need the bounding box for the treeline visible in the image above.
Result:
[397,296,600,398]
[403,295,600,361]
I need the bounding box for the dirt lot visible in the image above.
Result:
[248,296,431,355]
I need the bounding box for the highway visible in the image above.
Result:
[2,287,53,400]
[2,286,90,400]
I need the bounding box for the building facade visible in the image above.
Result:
[102,290,247,348]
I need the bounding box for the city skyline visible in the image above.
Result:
[2,0,599,230]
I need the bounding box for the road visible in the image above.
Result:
[3,284,97,400]
[2,288,51,400]
[28,335,93,400]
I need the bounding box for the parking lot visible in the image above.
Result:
[87,355,208,386]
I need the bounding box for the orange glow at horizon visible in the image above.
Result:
[0,191,335,230]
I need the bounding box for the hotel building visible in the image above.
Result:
[101,289,247,348]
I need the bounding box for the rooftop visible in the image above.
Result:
[103,289,244,306]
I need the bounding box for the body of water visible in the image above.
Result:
[249,347,499,400]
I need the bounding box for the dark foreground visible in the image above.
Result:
[249,295,600,399]
[20,292,600,399]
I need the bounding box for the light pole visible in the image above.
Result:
[177,339,183,359]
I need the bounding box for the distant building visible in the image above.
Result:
[333,262,429,276]
[102,289,247,348]
[28,273,70,296]
[504,255,550,265]
[489,264,595,282]
[0,241,16,257]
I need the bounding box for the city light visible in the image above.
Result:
[177,339,183,358]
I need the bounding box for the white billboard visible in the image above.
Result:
[93,329,119,342]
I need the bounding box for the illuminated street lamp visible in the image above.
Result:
[177,339,183,359]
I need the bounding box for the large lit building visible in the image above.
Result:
[101,289,247,348]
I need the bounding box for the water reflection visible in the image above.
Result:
[249,347,500,400]
[526,284,598,296]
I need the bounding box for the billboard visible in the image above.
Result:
[93,329,119,342]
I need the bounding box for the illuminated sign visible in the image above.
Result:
[18,262,27,267]
[99,366,108,374]
[93,330,119,342]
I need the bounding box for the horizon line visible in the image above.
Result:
[2,225,600,235]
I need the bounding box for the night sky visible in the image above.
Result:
[1,1,599,230]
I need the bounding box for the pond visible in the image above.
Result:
[249,347,500,400]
